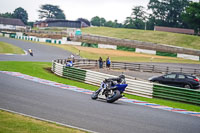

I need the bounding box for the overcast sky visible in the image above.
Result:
[0,0,199,23]
[0,0,150,23]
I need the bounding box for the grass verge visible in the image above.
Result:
[38,41,200,64]
[0,61,199,112]
[0,110,87,133]
[82,27,200,50]
[0,41,24,54]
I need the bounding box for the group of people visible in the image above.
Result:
[98,56,111,69]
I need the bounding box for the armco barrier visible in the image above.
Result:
[52,60,153,98]
[55,59,200,76]
[153,84,200,105]
[63,67,87,82]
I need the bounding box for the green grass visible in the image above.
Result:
[38,42,200,64]
[0,61,98,91]
[81,27,200,50]
[0,41,24,54]
[0,110,87,133]
[0,61,199,112]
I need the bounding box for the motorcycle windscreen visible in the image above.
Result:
[115,84,128,92]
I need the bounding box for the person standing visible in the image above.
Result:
[98,57,103,68]
[106,56,111,69]
[71,54,75,63]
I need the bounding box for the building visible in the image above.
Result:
[47,19,81,28]
[33,21,48,28]
[0,17,26,30]
[34,19,89,28]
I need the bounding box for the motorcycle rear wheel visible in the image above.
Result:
[106,90,121,103]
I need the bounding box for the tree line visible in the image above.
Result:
[0,1,199,34]
[91,0,200,34]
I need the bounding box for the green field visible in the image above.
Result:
[0,41,24,54]
[0,110,87,133]
[82,27,200,50]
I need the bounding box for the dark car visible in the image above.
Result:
[148,73,200,89]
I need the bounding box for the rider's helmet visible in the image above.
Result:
[119,74,125,79]
[118,74,126,84]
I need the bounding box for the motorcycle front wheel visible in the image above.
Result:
[91,90,99,100]
[106,90,121,103]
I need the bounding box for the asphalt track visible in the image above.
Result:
[0,37,200,133]
[0,37,78,62]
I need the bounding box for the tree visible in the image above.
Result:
[148,0,190,28]
[124,17,135,29]
[132,6,146,20]
[90,16,107,26]
[105,20,114,27]
[100,18,106,26]
[38,4,65,19]
[91,16,101,26]
[13,7,28,24]
[124,6,146,29]
[0,12,13,18]
[182,2,200,34]
[27,22,34,27]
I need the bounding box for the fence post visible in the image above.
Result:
[194,69,197,75]
[96,60,98,67]
[124,63,127,70]
[166,67,169,73]
[138,64,141,71]
[152,65,155,72]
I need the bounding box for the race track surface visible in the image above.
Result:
[0,37,200,133]
[0,72,200,133]
[0,37,78,62]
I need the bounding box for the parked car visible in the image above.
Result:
[148,72,200,89]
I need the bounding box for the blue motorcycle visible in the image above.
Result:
[91,75,128,103]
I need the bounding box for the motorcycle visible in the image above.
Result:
[91,75,128,103]
[28,49,33,56]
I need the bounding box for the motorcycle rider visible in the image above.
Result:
[105,74,126,88]
[96,74,126,93]
[28,48,33,56]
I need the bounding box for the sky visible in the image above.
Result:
[0,0,199,23]
[0,0,150,23]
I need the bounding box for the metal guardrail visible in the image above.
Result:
[55,59,200,76]
[153,84,200,105]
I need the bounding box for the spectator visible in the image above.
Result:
[106,57,111,69]
[71,54,75,63]
[98,57,103,69]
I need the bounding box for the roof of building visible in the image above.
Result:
[0,17,25,26]
[45,19,81,23]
